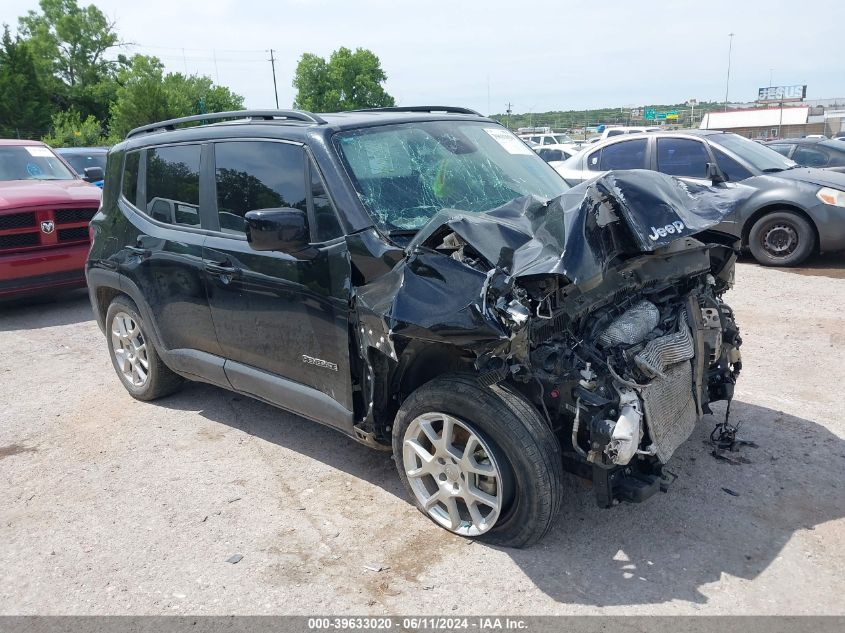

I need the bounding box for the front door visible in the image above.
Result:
[201,140,353,420]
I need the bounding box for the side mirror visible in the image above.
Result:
[245,208,309,253]
[83,166,104,182]
[706,162,727,184]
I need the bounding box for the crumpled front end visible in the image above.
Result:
[348,170,746,505]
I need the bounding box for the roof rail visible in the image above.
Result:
[125,109,326,139]
[352,105,484,116]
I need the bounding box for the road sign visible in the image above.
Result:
[644,108,656,121]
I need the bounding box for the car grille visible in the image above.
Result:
[54,208,97,224]
[0,212,36,230]
[0,206,97,253]
[58,227,89,243]
[0,233,41,249]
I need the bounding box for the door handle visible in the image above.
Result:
[125,245,150,258]
[204,261,240,276]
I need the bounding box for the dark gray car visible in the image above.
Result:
[765,138,845,173]
[555,130,845,266]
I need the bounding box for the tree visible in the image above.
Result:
[0,27,52,138]
[42,109,106,147]
[108,54,244,141]
[293,47,394,112]
[18,0,120,121]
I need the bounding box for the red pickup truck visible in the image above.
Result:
[0,140,103,299]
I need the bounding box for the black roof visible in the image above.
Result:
[123,107,489,142]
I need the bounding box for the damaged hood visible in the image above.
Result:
[352,169,752,354]
[408,169,750,284]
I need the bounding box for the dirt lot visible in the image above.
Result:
[1,255,844,615]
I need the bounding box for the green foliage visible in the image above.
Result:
[293,47,394,112]
[42,109,106,147]
[490,102,727,132]
[18,0,120,121]
[0,27,52,137]
[107,54,244,141]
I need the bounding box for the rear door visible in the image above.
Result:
[119,144,224,365]
[201,140,353,422]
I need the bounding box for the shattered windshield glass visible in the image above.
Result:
[335,121,569,231]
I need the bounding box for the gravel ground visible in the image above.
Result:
[1,255,844,615]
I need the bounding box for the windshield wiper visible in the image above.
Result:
[386,229,419,237]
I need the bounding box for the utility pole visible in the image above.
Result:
[505,102,512,130]
[724,33,734,112]
[487,76,491,116]
[268,49,279,109]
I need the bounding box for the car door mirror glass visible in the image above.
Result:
[245,208,310,253]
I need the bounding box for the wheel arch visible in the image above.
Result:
[741,203,820,253]
[366,340,475,438]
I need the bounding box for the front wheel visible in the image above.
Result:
[748,210,815,266]
[392,374,563,548]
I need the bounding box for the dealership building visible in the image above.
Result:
[699,86,845,140]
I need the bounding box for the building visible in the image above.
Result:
[699,101,845,140]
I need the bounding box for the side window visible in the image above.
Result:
[309,160,343,241]
[214,141,307,235]
[598,138,648,170]
[712,148,752,182]
[145,145,201,226]
[606,130,623,138]
[767,143,792,157]
[793,146,829,167]
[656,138,710,178]
[586,148,601,171]
[122,151,140,206]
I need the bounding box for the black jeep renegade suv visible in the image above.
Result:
[87,107,743,547]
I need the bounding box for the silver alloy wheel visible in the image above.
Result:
[111,311,149,387]
[403,412,503,536]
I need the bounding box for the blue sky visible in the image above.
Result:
[3,0,843,114]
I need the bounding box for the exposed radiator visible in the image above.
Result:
[641,359,698,463]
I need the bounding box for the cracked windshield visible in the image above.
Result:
[336,121,569,232]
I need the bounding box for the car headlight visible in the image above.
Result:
[817,187,845,207]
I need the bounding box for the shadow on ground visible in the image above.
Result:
[739,251,845,280]
[158,381,845,606]
[0,289,93,331]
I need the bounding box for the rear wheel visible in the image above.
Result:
[748,210,815,266]
[105,296,183,401]
[393,374,563,548]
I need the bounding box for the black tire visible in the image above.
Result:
[392,374,563,548]
[105,295,183,401]
[748,210,815,267]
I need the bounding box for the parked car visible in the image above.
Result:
[765,138,845,173]
[535,145,578,171]
[518,131,575,146]
[555,130,845,266]
[0,139,102,298]
[87,108,744,547]
[587,125,661,143]
[55,147,108,188]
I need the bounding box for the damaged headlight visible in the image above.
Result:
[817,187,845,208]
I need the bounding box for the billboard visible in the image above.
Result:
[757,85,807,103]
